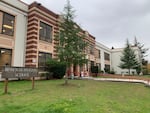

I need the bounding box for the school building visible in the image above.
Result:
[0,0,140,80]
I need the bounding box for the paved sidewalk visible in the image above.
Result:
[83,76,150,87]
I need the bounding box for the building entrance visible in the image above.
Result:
[0,48,12,71]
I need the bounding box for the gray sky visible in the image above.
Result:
[22,0,150,61]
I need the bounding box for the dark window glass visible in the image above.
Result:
[2,12,15,36]
[104,52,110,61]
[39,22,52,43]
[89,44,94,55]
[0,48,12,71]
[38,52,52,71]
[104,64,110,73]
[91,61,94,66]
[98,50,101,58]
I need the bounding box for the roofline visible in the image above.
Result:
[1,0,28,13]
[19,0,28,6]
[29,1,59,18]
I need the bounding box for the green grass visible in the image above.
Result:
[0,79,150,113]
[142,75,150,78]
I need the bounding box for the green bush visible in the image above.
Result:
[109,70,115,74]
[100,70,104,73]
[46,59,66,79]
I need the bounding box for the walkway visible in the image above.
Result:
[83,76,150,87]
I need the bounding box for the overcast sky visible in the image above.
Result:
[22,0,150,61]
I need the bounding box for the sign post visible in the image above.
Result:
[32,77,35,90]
[4,78,8,94]
[2,67,38,93]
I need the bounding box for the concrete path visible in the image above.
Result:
[83,77,150,87]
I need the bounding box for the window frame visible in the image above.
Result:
[0,11,15,36]
[0,11,3,34]
[89,44,94,55]
[39,21,52,43]
[104,52,110,61]
[104,64,110,73]
[38,52,52,71]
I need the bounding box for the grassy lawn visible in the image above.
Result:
[0,79,150,113]
[142,75,150,78]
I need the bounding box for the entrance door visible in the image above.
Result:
[0,48,12,71]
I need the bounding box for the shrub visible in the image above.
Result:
[100,70,104,74]
[46,59,66,79]
[109,70,115,74]
[39,72,52,80]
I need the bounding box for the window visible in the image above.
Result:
[95,49,101,58]
[0,48,12,71]
[98,50,101,58]
[39,22,52,42]
[104,52,110,61]
[1,12,15,36]
[91,61,94,66]
[89,44,94,55]
[38,52,52,71]
[104,64,110,73]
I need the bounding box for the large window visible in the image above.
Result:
[39,22,52,43]
[104,64,110,73]
[0,48,12,71]
[38,52,52,71]
[90,61,94,66]
[95,49,101,58]
[89,44,94,55]
[104,52,110,61]
[0,11,15,36]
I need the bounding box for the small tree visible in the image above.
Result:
[55,0,87,84]
[119,39,139,75]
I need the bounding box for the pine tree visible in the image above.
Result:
[55,0,87,83]
[134,37,149,74]
[134,37,148,59]
[119,39,139,75]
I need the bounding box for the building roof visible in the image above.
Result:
[29,1,59,18]
[1,0,28,13]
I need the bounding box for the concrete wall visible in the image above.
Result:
[96,42,111,71]
[96,42,140,74]
[111,47,140,74]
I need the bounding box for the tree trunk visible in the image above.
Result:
[128,68,130,75]
[65,77,68,85]
[64,65,69,85]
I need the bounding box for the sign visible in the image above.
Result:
[2,67,38,78]
[2,67,39,94]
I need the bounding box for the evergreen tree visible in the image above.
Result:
[119,39,139,75]
[134,37,148,59]
[134,37,149,74]
[55,0,87,83]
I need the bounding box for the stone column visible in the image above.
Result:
[75,64,80,77]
